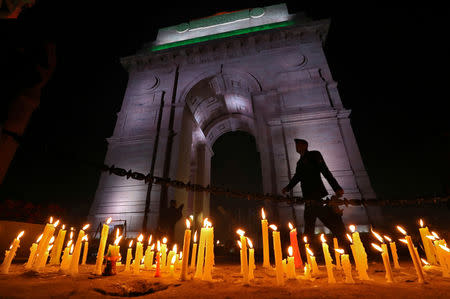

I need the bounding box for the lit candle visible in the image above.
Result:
[180,219,192,280]
[144,235,153,270]
[109,230,122,257]
[125,240,134,272]
[372,243,393,283]
[133,234,144,273]
[0,231,24,274]
[396,225,424,283]
[37,237,55,270]
[348,227,370,280]
[194,220,207,279]
[94,217,112,275]
[288,222,303,269]
[418,219,437,264]
[155,240,161,277]
[202,219,214,281]
[306,247,319,274]
[50,224,66,265]
[237,229,249,284]
[428,233,445,267]
[61,241,74,271]
[238,240,243,275]
[69,224,89,275]
[169,254,176,278]
[287,246,296,279]
[33,217,57,271]
[336,248,354,283]
[333,238,341,270]
[384,235,400,269]
[303,236,312,267]
[166,244,177,273]
[270,224,284,286]
[261,208,270,268]
[248,238,255,280]
[320,234,336,283]
[304,263,312,280]
[190,231,198,271]
[81,235,88,265]
[161,237,168,269]
[437,244,450,277]
[25,234,42,269]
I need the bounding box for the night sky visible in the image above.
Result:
[1,1,449,223]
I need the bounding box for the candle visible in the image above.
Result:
[125,240,134,272]
[180,219,192,280]
[81,235,89,265]
[167,244,177,272]
[347,228,370,280]
[333,238,341,270]
[25,234,42,269]
[161,237,168,269]
[61,242,74,271]
[437,244,450,277]
[320,234,336,283]
[190,231,198,271]
[282,258,287,274]
[94,217,112,275]
[337,249,354,283]
[133,234,144,273]
[303,236,312,267]
[37,238,54,270]
[194,221,207,279]
[304,263,312,280]
[261,208,270,268]
[372,243,394,283]
[306,247,319,275]
[428,234,445,267]
[270,224,284,286]
[155,241,161,277]
[0,231,24,274]
[288,222,303,269]
[396,226,424,283]
[109,230,122,257]
[202,219,214,281]
[384,235,401,269]
[69,224,89,275]
[169,254,176,278]
[248,238,255,280]
[238,240,243,274]
[144,235,153,270]
[33,217,57,271]
[237,229,249,284]
[287,246,296,279]
[418,219,437,264]
[50,224,67,265]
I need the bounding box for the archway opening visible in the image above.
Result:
[210,131,263,252]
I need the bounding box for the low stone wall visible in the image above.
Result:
[0,220,44,261]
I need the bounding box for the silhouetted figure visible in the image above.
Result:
[282,139,347,247]
[158,200,183,242]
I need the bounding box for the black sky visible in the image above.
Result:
[1,1,449,221]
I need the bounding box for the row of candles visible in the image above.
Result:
[1,210,449,286]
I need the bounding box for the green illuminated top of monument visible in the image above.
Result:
[151,3,295,52]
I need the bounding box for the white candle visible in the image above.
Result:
[0,231,24,274]
[33,217,57,271]
[69,224,89,275]
[94,217,111,275]
[397,226,424,283]
[25,234,42,269]
[50,225,66,265]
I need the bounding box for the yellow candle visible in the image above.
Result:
[161,237,168,269]
[321,234,336,283]
[261,208,270,268]
[25,234,42,269]
[202,219,214,281]
[333,238,341,270]
[50,225,66,265]
[347,231,370,280]
[0,231,24,274]
[304,236,312,267]
[33,218,57,271]
[237,229,249,284]
[287,246,296,279]
[248,238,255,280]
[133,234,144,273]
[94,217,111,275]
[144,235,153,270]
[169,254,176,278]
[180,219,192,280]
[190,231,198,270]
[340,251,354,283]
[282,258,287,274]
[349,225,368,274]
[435,240,450,277]
[418,219,437,264]
[238,241,243,274]
[61,242,74,271]
[69,224,89,275]
[384,235,400,269]
[372,243,393,283]
[125,240,134,272]
[270,224,284,286]
[166,244,177,272]
[81,236,88,265]
[37,242,54,270]
[304,263,312,280]
[306,247,319,275]
[194,225,207,279]
[397,226,424,283]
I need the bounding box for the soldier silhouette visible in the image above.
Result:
[282,139,347,246]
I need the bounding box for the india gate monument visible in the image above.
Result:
[88,4,378,243]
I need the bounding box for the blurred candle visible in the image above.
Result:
[270,224,284,286]
[166,244,177,273]
[25,234,42,269]
[321,234,336,283]
[69,224,89,275]
[37,237,54,270]
[190,231,198,271]
[0,231,24,274]
[94,217,111,275]
[180,219,192,280]
[347,230,370,280]
[261,208,270,268]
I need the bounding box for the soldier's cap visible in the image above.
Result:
[294,139,308,146]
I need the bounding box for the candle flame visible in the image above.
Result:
[288,246,293,257]
[49,236,55,244]
[419,219,424,228]
[173,244,177,253]
[16,231,25,240]
[194,231,197,243]
[203,218,209,227]
[349,225,356,233]
[67,240,73,247]
[396,226,407,235]
[69,231,73,240]
[384,235,392,242]
[141,257,145,264]
[288,222,294,230]
[431,231,440,239]
[303,236,308,243]
[150,243,155,250]
[236,229,245,236]
[335,248,344,254]
[9,244,13,249]
[320,233,326,243]
[157,240,161,251]
[48,244,54,251]
[36,234,43,243]
[439,244,450,253]
[106,217,112,224]
[138,234,144,243]
[162,237,167,244]
[171,254,176,264]
[421,258,430,265]
[426,235,436,241]
[306,247,314,256]
[49,216,53,224]
[62,224,66,230]
[346,233,353,243]
[82,235,88,242]
[114,235,122,245]
[129,240,133,247]
[371,243,383,252]
[148,235,152,245]
[82,224,90,230]
[269,224,277,231]
[189,215,194,221]
[179,252,182,260]
[399,238,408,244]
[372,230,384,243]
[261,208,266,220]
[217,240,220,245]
[247,238,253,249]
[54,220,60,228]
[116,229,120,239]
[237,240,242,249]
[70,243,74,254]
[186,219,191,229]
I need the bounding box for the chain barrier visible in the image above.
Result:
[101,164,449,207]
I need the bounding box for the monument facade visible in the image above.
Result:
[88,4,377,241]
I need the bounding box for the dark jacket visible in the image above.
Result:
[284,150,342,199]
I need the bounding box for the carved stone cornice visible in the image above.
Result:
[120,19,330,72]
